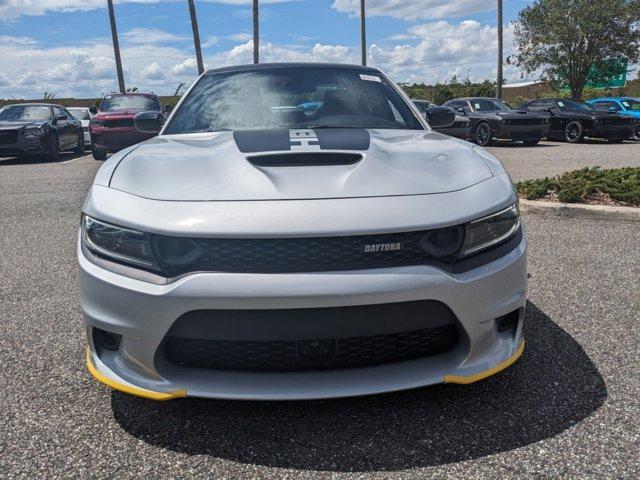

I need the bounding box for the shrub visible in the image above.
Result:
[516,167,640,206]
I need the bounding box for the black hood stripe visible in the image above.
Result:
[234,128,370,153]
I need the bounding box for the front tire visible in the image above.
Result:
[564,121,583,143]
[74,132,85,154]
[474,122,492,146]
[92,147,107,161]
[46,134,60,161]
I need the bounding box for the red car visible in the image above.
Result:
[89,93,167,160]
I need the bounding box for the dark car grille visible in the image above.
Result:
[103,118,134,128]
[162,301,460,372]
[153,229,458,276]
[508,118,547,125]
[0,130,19,145]
[599,117,634,125]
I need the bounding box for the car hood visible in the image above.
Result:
[108,129,496,201]
[94,109,151,119]
[0,120,47,129]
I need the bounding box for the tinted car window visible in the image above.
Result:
[69,108,91,120]
[412,101,432,114]
[622,99,640,110]
[471,99,512,111]
[0,105,51,121]
[99,95,160,112]
[165,67,423,134]
[524,101,552,112]
[555,100,593,112]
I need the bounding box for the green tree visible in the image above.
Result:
[510,0,640,99]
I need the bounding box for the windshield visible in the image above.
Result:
[99,95,160,112]
[556,99,593,112]
[621,99,640,110]
[471,99,513,111]
[68,108,91,120]
[412,101,433,114]
[0,105,51,121]
[165,67,423,134]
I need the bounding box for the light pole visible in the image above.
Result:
[107,0,125,93]
[496,0,503,98]
[253,0,259,64]
[188,0,205,75]
[360,0,367,66]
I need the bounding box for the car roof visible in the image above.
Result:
[589,97,639,101]
[2,103,60,108]
[455,97,500,101]
[204,62,383,75]
[102,92,157,98]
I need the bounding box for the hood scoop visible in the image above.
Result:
[247,152,363,167]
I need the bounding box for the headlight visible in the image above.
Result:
[459,204,520,257]
[23,127,44,137]
[501,119,511,125]
[82,215,160,271]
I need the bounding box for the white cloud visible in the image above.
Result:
[121,28,190,45]
[0,0,298,19]
[169,57,201,76]
[228,33,253,42]
[332,0,492,21]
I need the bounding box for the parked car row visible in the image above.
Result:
[412,96,640,146]
[0,92,169,161]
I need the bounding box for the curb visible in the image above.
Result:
[519,199,640,222]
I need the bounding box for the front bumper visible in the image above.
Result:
[90,128,154,152]
[587,124,635,139]
[496,124,549,141]
[79,230,527,401]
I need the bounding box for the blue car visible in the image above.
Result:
[587,97,640,140]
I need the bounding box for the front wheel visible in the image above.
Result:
[564,121,583,143]
[74,132,85,153]
[92,148,107,161]
[47,135,60,161]
[474,122,492,146]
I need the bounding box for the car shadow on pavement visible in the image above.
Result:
[111,301,606,471]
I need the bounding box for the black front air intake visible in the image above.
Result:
[160,301,460,372]
[247,152,363,167]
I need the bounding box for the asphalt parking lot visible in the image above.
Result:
[0,147,639,478]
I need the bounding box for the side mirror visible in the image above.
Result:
[609,107,619,113]
[163,104,173,114]
[427,106,456,128]
[134,111,165,134]
[456,108,467,115]
[89,105,98,115]
[544,107,555,115]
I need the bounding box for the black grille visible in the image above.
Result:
[600,117,633,125]
[103,118,134,128]
[508,118,546,125]
[0,130,19,145]
[153,229,459,276]
[165,326,458,372]
[160,301,460,372]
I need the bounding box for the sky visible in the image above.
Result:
[0,0,535,99]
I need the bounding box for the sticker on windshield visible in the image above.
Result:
[474,103,481,109]
[557,101,565,107]
[360,74,382,82]
[622,101,630,108]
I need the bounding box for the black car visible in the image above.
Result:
[442,97,550,146]
[0,103,84,160]
[519,98,636,143]
[412,100,472,140]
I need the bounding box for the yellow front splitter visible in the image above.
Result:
[85,348,186,401]
[444,340,525,385]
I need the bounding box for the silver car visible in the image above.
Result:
[67,107,92,146]
[79,63,527,401]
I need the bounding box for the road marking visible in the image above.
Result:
[60,154,92,164]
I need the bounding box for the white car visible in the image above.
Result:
[79,63,527,401]
[68,107,92,146]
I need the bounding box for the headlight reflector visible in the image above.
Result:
[82,215,160,271]
[460,204,520,257]
[23,126,44,137]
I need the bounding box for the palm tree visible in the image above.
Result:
[107,0,125,93]
[496,0,503,98]
[253,0,259,64]
[360,0,367,66]
[188,0,205,75]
